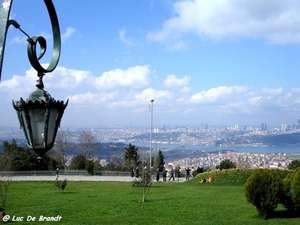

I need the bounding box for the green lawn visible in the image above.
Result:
[3,178,299,225]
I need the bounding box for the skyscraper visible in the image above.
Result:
[261,122,267,131]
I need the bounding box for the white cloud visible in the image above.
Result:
[190,86,250,104]
[167,40,187,51]
[261,87,285,95]
[135,88,174,106]
[163,74,191,88]
[10,35,27,44]
[187,85,300,124]
[43,66,91,91]
[147,0,300,44]
[0,68,38,98]
[91,65,151,90]
[62,27,78,42]
[3,64,300,127]
[118,28,135,46]
[67,92,118,105]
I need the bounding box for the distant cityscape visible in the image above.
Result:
[1,120,300,171]
[2,120,300,147]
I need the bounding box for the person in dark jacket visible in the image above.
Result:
[156,168,160,181]
[130,165,134,178]
[162,168,167,182]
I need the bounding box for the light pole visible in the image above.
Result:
[0,0,68,156]
[149,99,154,170]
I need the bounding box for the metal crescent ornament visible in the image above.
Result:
[0,0,61,80]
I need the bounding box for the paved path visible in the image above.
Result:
[9,175,187,182]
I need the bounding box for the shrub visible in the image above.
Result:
[290,168,300,210]
[54,179,67,192]
[216,159,236,170]
[280,172,295,211]
[280,168,300,211]
[244,169,282,220]
[0,176,12,209]
[132,167,153,203]
[288,159,300,170]
[86,160,94,175]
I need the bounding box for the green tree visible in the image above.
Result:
[288,159,300,170]
[0,140,20,170]
[281,168,300,211]
[141,167,153,203]
[216,159,236,170]
[132,166,153,203]
[155,149,165,172]
[290,168,300,210]
[124,143,139,169]
[11,149,39,171]
[1,139,58,171]
[244,169,282,220]
[69,154,87,170]
[85,160,95,175]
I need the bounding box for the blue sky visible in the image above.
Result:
[1,0,300,128]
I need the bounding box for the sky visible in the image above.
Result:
[1,0,300,129]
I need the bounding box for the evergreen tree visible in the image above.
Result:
[288,159,300,170]
[1,139,58,171]
[155,149,165,172]
[0,140,19,170]
[216,159,236,170]
[69,154,87,170]
[124,143,139,169]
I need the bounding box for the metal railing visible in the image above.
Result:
[0,170,131,176]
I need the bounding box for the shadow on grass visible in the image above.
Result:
[54,191,77,194]
[271,210,300,219]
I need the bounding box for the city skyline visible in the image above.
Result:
[1,0,300,128]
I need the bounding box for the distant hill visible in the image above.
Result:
[261,133,300,145]
[0,140,199,162]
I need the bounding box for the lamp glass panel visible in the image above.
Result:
[46,108,59,147]
[28,108,45,149]
[20,111,32,147]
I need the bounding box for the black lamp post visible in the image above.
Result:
[0,0,68,156]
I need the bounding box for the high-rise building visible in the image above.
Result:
[261,122,267,130]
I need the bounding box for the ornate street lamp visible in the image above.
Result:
[0,0,68,156]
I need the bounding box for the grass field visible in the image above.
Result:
[2,170,300,225]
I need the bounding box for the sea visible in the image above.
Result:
[127,142,300,155]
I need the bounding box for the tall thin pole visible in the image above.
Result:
[0,0,14,81]
[150,99,154,170]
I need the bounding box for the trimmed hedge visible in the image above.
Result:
[244,169,282,220]
[281,167,300,211]
[195,168,290,185]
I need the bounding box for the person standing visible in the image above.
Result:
[162,168,167,182]
[185,167,191,180]
[135,166,139,178]
[130,165,135,178]
[156,168,160,182]
[56,168,59,180]
[168,167,175,181]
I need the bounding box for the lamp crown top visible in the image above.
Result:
[27,88,53,103]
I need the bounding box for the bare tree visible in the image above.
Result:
[77,131,97,158]
[51,130,70,169]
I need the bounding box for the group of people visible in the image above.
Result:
[130,165,196,182]
[130,165,139,178]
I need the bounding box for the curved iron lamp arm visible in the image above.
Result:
[0,0,61,83]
